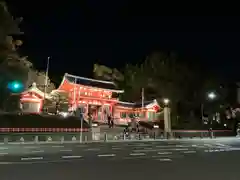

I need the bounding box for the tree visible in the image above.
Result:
[94,51,217,127]
[0,2,27,109]
[93,63,124,87]
[0,2,56,111]
[26,70,55,93]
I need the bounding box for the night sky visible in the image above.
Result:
[7,2,240,85]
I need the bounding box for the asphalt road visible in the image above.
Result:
[1,138,240,180]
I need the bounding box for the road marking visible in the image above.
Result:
[225,147,240,151]
[204,144,214,148]
[21,157,43,161]
[52,145,64,148]
[24,146,37,149]
[0,147,8,150]
[60,149,72,152]
[85,148,100,151]
[205,149,221,153]
[0,152,8,155]
[127,144,149,147]
[31,150,44,153]
[62,155,82,159]
[156,145,175,148]
[133,149,157,152]
[216,143,227,147]
[98,154,116,157]
[157,152,172,155]
[0,162,13,164]
[216,143,232,148]
[183,150,196,154]
[133,147,189,152]
[175,148,189,151]
[176,145,190,148]
[143,147,153,150]
[157,158,172,162]
[0,159,84,165]
[112,147,122,150]
[129,153,146,156]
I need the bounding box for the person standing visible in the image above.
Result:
[110,115,114,128]
[107,114,111,128]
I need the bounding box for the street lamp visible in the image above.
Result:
[163,98,170,105]
[207,92,216,100]
[163,98,171,138]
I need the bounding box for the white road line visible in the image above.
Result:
[21,157,43,161]
[133,148,190,152]
[52,145,64,148]
[24,146,38,149]
[216,143,227,147]
[98,154,116,157]
[216,143,232,148]
[157,152,172,155]
[225,147,240,151]
[85,148,100,151]
[129,153,146,156]
[156,145,175,148]
[62,155,82,159]
[127,144,149,147]
[206,149,220,153]
[31,150,44,153]
[0,147,8,150]
[158,158,172,162]
[112,147,122,150]
[176,145,190,148]
[204,144,214,148]
[0,162,13,164]
[0,152,8,155]
[60,149,72,152]
[183,150,196,154]
[133,149,157,152]
[175,148,189,151]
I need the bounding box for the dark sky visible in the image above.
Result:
[7,1,240,84]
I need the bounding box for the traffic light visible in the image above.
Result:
[7,81,24,93]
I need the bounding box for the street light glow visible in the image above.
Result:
[163,98,170,104]
[208,92,216,100]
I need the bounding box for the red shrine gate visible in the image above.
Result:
[57,73,124,123]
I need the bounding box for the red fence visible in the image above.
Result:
[0,128,89,133]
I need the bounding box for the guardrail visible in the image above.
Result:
[0,129,235,145]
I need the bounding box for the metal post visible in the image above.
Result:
[80,115,83,143]
[164,106,172,138]
[73,77,77,112]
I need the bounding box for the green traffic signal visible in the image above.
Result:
[7,81,24,93]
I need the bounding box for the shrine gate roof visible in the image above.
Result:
[60,73,124,93]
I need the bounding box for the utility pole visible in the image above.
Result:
[43,57,50,112]
[141,88,144,110]
[141,88,144,120]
